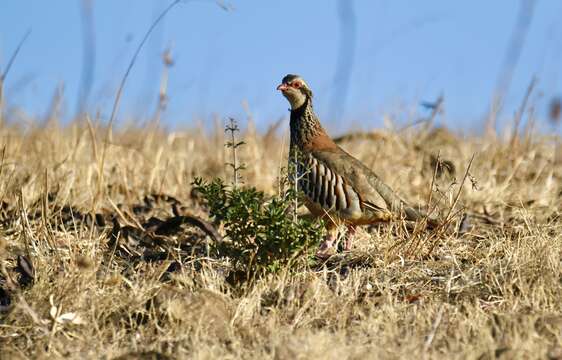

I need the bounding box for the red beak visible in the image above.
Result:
[277,83,288,91]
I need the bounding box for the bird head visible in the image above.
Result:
[277,74,313,110]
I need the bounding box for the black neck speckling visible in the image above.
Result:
[289,97,324,150]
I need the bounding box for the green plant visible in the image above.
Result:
[192,177,323,281]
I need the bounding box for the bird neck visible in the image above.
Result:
[289,97,331,151]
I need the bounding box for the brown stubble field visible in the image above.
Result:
[0,117,560,359]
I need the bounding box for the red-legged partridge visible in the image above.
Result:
[277,74,436,258]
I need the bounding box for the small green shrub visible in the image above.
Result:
[192,177,323,281]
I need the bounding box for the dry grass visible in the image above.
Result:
[0,119,560,359]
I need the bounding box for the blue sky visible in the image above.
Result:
[1,0,561,133]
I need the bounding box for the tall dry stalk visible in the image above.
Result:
[225,118,245,188]
[485,0,536,135]
[0,29,31,126]
[95,0,182,208]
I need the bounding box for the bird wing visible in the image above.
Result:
[310,147,391,211]
[310,145,428,223]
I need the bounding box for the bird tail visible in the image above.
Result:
[403,204,440,229]
[367,173,439,228]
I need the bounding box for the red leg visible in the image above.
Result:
[343,224,356,251]
[316,226,338,259]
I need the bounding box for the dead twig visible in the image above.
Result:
[154,214,223,244]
